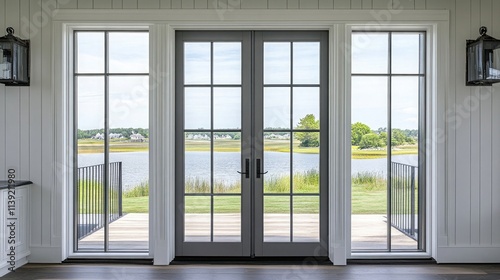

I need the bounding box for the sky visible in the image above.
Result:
[351,32,422,130]
[76,32,421,131]
[76,32,149,130]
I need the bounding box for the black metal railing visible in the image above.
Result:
[76,162,123,240]
[390,162,418,241]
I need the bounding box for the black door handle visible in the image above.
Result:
[256,159,268,179]
[237,158,250,178]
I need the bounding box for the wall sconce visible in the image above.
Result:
[0,27,30,86]
[466,26,500,86]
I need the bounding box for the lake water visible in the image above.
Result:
[78,151,418,190]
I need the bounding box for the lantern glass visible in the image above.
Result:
[0,41,13,80]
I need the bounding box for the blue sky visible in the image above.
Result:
[76,32,420,131]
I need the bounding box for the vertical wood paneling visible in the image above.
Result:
[361,0,371,9]
[5,0,21,176]
[112,0,123,8]
[77,0,93,8]
[446,0,457,247]
[469,0,481,246]
[269,0,287,9]
[57,0,78,9]
[426,0,450,9]
[160,0,171,8]
[414,0,425,9]
[350,0,362,9]
[287,0,299,9]
[372,0,390,9]
[454,0,472,246]
[194,0,207,8]
[138,0,160,8]
[19,0,30,182]
[219,0,241,9]
[491,0,500,246]
[122,0,138,8]
[40,0,55,245]
[0,0,6,180]
[477,0,493,245]
[299,0,318,9]
[171,0,181,8]
[94,0,113,8]
[396,0,414,9]
[333,0,350,9]
[318,0,333,9]
[181,0,194,8]
[28,0,43,246]
[241,0,267,9]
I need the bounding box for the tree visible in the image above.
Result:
[359,133,384,149]
[295,114,320,147]
[351,122,371,146]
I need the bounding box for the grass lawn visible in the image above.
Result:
[122,186,387,214]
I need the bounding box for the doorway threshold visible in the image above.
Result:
[171,256,332,265]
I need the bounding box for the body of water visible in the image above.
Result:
[78,151,418,190]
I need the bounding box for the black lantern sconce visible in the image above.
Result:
[466,26,500,86]
[0,27,30,86]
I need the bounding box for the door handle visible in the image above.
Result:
[237,158,250,178]
[256,159,268,179]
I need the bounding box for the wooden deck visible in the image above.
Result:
[78,213,416,251]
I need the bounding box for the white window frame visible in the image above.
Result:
[52,9,449,265]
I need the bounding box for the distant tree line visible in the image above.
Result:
[77,128,149,139]
[351,122,417,149]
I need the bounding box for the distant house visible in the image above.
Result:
[91,133,105,140]
[130,132,145,142]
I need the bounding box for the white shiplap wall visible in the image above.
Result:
[0,0,498,263]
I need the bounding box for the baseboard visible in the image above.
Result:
[436,247,500,263]
[28,246,62,263]
[0,256,28,277]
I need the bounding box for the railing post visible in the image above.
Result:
[410,166,416,237]
[119,162,123,216]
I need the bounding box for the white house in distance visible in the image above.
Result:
[0,0,500,278]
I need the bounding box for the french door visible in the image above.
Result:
[175,31,328,257]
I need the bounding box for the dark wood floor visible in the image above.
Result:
[3,263,500,280]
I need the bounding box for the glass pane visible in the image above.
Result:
[213,42,241,85]
[185,87,211,130]
[185,42,211,85]
[76,76,105,250]
[214,133,241,194]
[293,42,320,84]
[293,87,319,130]
[185,196,211,242]
[390,76,419,250]
[264,196,290,242]
[352,33,389,74]
[76,32,104,74]
[293,132,319,193]
[264,42,291,84]
[213,87,241,129]
[351,76,388,251]
[293,196,319,242]
[351,76,388,133]
[108,76,149,250]
[392,34,421,74]
[264,87,290,129]
[109,32,149,73]
[185,133,211,194]
[264,133,291,194]
[214,196,241,242]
